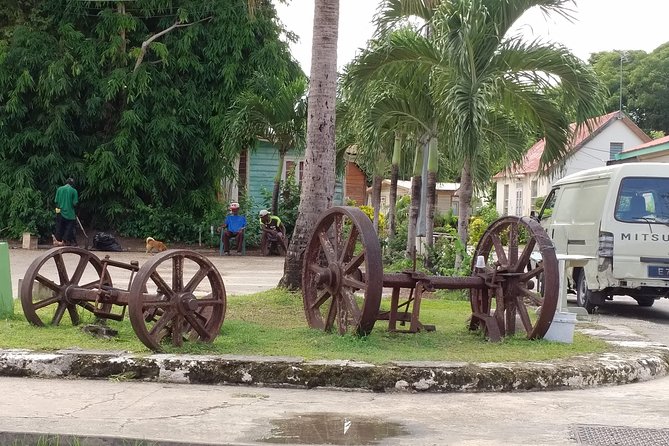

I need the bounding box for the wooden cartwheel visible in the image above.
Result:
[302,206,559,341]
[20,247,227,351]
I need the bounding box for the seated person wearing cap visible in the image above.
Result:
[259,209,288,256]
[220,202,247,255]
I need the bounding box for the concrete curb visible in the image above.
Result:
[1,345,668,393]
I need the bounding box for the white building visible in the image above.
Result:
[493,111,651,217]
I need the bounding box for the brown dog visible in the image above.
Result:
[145,236,167,254]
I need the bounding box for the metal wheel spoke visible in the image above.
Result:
[69,256,89,284]
[150,272,176,300]
[140,295,174,308]
[518,286,544,306]
[171,315,184,347]
[172,256,184,291]
[342,276,366,291]
[491,234,508,266]
[184,313,210,340]
[341,288,361,324]
[324,297,337,331]
[67,305,80,325]
[514,297,533,333]
[317,230,337,264]
[519,264,544,282]
[508,224,519,264]
[149,309,177,337]
[515,239,537,273]
[33,295,60,310]
[35,275,61,292]
[183,265,212,293]
[339,225,359,263]
[54,253,69,284]
[311,289,331,310]
[51,302,67,325]
[336,298,347,335]
[343,251,365,275]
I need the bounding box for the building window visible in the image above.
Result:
[515,182,523,216]
[503,184,509,215]
[284,159,305,183]
[610,142,624,159]
[530,180,538,209]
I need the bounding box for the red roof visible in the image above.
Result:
[493,111,650,179]
[621,134,669,153]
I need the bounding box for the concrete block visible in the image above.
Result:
[22,233,37,250]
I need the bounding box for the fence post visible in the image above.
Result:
[0,242,13,318]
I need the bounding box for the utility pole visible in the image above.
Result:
[619,51,628,112]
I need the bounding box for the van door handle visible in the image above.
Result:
[551,229,554,239]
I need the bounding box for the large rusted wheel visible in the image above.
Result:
[128,250,226,351]
[302,206,383,336]
[469,216,558,340]
[21,247,112,326]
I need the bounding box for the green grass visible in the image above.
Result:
[0,289,609,364]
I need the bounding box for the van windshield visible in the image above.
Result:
[615,177,669,224]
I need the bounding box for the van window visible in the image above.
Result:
[538,188,557,220]
[614,177,669,223]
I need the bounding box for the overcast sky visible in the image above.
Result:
[274,0,669,74]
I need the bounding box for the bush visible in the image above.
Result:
[426,226,472,277]
[359,205,386,234]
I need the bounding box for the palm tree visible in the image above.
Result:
[223,76,307,214]
[281,0,340,290]
[351,0,606,264]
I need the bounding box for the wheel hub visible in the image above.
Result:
[178,292,199,313]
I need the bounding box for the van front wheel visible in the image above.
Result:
[576,271,597,314]
[636,297,655,307]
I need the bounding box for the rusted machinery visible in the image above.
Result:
[302,206,559,341]
[20,247,226,351]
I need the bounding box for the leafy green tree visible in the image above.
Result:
[628,43,669,134]
[348,0,606,265]
[0,0,296,240]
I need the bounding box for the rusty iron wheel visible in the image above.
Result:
[302,206,383,336]
[128,250,226,352]
[20,247,112,327]
[469,216,558,340]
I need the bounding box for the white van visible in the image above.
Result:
[537,162,669,313]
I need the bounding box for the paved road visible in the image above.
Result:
[6,247,285,298]
[1,375,669,445]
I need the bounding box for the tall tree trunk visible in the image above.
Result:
[271,149,286,215]
[406,142,423,259]
[424,138,438,268]
[425,137,438,251]
[455,159,474,270]
[371,175,382,233]
[280,0,339,290]
[388,133,402,239]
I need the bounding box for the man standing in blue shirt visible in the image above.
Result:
[220,202,246,255]
[53,178,79,246]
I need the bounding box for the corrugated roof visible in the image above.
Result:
[620,134,669,153]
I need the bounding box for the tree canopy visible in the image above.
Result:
[0,0,301,240]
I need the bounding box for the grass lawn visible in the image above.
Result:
[0,289,609,364]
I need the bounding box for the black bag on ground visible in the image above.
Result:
[92,232,123,252]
